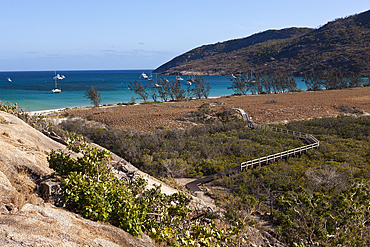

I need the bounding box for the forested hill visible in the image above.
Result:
[153,9,370,77]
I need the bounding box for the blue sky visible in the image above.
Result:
[1,0,368,71]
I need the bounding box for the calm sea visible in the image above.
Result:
[0,70,307,112]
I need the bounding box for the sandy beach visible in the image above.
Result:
[28,108,67,115]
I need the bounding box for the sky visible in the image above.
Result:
[0,0,369,71]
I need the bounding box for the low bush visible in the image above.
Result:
[56,118,305,178]
[48,137,248,245]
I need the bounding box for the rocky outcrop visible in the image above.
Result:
[39,177,64,207]
[0,111,154,246]
[0,203,154,246]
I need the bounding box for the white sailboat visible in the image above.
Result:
[148,72,153,81]
[52,72,65,93]
[186,75,194,85]
[176,73,183,81]
[7,78,12,82]
[140,72,148,79]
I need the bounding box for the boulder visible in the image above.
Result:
[39,178,64,207]
[0,203,154,246]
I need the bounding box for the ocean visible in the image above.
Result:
[0,70,307,112]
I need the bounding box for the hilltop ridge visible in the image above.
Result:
[154,9,370,76]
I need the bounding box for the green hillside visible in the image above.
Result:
[154,10,370,77]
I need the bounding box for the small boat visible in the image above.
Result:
[52,88,61,93]
[148,73,153,81]
[176,73,183,81]
[140,73,148,79]
[231,74,237,79]
[187,74,195,84]
[7,78,12,82]
[52,72,64,93]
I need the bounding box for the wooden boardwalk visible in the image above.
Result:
[186,108,319,192]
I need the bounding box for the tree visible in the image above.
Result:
[202,79,211,99]
[84,86,102,107]
[192,76,211,99]
[128,80,149,102]
[161,78,175,101]
[262,73,273,94]
[348,72,363,88]
[303,71,322,91]
[170,81,185,101]
[156,78,169,102]
[228,74,250,95]
[276,187,331,245]
[287,75,297,92]
[150,83,159,102]
[253,72,264,94]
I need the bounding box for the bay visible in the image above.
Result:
[0,70,307,111]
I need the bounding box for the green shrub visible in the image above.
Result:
[48,137,192,237]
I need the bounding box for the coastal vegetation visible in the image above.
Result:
[227,69,367,95]
[154,10,370,77]
[0,101,47,129]
[55,110,304,178]
[129,75,211,102]
[47,133,249,246]
[49,106,370,246]
[302,70,369,91]
[228,71,298,95]
[84,86,102,107]
[130,68,367,104]
[211,115,370,246]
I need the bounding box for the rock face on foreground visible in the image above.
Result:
[0,111,154,246]
[0,203,153,246]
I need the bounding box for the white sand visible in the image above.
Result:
[28,108,66,115]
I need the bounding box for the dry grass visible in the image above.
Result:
[0,162,42,209]
[62,87,370,132]
[10,169,42,207]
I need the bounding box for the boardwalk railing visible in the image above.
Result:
[240,139,319,170]
[234,109,320,171]
[254,123,311,138]
[185,108,320,192]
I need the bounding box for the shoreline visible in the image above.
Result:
[26,87,370,120]
[26,95,228,116]
[28,108,67,115]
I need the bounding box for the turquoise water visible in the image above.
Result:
[0,70,307,111]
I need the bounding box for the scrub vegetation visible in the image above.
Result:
[49,102,370,246]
